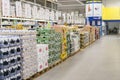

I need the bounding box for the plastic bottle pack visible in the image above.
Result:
[0,35,22,80]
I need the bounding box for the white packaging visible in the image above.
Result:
[38,60,44,72]
[2,0,10,16]
[62,13,66,23]
[10,5,15,17]
[37,8,40,19]
[15,1,22,17]
[32,6,38,19]
[37,44,49,71]
[25,3,32,18]
[55,11,59,21]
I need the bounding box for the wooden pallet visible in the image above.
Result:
[25,59,63,80]
[90,40,96,44]
[81,42,90,49]
[25,48,89,80]
[70,49,81,57]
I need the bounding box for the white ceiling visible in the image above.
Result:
[103,0,120,7]
[57,0,86,13]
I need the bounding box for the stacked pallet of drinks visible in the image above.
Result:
[37,44,49,72]
[80,31,90,48]
[90,27,96,43]
[21,31,37,79]
[66,27,80,56]
[0,35,22,80]
[83,26,96,43]
[0,30,38,80]
[69,31,80,53]
[95,27,100,40]
[66,32,73,56]
[36,28,62,66]
[52,25,68,60]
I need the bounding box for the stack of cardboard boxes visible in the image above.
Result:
[80,31,90,48]
[0,30,38,80]
[21,31,37,80]
[36,28,62,65]
[82,25,96,43]
[52,25,68,60]
[37,44,49,72]
[0,35,22,80]
[95,27,100,40]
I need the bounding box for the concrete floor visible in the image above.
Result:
[35,35,120,80]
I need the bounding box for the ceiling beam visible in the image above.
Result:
[76,0,85,5]
[58,4,84,7]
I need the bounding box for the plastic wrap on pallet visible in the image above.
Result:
[0,30,37,80]
[52,26,68,60]
[36,28,62,66]
[20,31,37,80]
[0,35,22,80]
[37,44,49,72]
[80,31,90,48]
[69,31,80,54]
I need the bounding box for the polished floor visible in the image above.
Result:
[35,35,120,80]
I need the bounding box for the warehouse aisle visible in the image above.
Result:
[35,35,120,80]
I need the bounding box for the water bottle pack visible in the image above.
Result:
[21,34,37,80]
[0,30,37,80]
[0,66,22,80]
[0,35,22,80]
[0,36,21,48]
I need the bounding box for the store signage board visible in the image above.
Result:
[93,3,102,17]
[86,2,102,17]
[86,3,93,17]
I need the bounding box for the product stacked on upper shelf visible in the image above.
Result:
[0,35,22,80]
[0,30,38,80]
[36,28,62,66]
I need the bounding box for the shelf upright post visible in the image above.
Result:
[0,0,2,28]
[45,0,47,8]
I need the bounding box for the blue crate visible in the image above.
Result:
[9,36,22,47]
[16,38,22,46]
[16,64,22,73]
[0,69,10,80]
[16,46,22,55]
[9,39,16,47]
[0,36,9,48]
[15,73,22,80]
[16,75,22,80]
[9,57,16,67]
[16,55,22,64]
[0,59,10,70]
[9,67,16,75]
[9,69,22,80]
[9,47,16,56]
[0,48,10,59]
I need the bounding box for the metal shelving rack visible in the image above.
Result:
[0,0,58,28]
